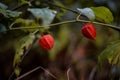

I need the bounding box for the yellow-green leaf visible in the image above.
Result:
[14,66,21,77]
[90,6,114,24]
[13,33,35,76]
[10,18,39,32]
[98,40,120,68]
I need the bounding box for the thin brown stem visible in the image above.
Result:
[15,66,57,80]
[76,19,120,31]
[67,68,71,80]
[15,66,40,80]
[9,20,76,30]
[9,19,120,32]
[89,66,97,80]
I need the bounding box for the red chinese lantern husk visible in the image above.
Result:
[39,34,54,50]
[81,22,96,40]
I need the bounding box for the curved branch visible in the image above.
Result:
[76,19,120,31]
[15,66,57,80]
[9,19,120,32]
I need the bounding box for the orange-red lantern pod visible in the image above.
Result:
[81,22,96,40]
[39,34,54,50]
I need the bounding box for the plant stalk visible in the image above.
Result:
[9,19,120,31]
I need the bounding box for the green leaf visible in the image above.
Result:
[0,9,21,18]
[28,8,57,28]
[90,6,114,24]
[98,40,120,68]
[6,10,22,18]
[0,9,7,17]
[13,33,35,76]
[0,3,21,18]
[0,3,8,9]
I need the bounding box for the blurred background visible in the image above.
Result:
[0,0,120,80]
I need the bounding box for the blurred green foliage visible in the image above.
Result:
[99,40,120,69]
